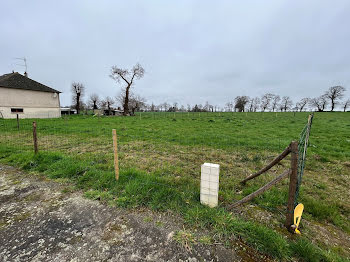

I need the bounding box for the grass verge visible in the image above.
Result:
[0,146,348,261]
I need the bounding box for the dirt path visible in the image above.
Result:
[0,165,247,262]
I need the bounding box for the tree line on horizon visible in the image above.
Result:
[70,63,349,115]
[229,86,348,113]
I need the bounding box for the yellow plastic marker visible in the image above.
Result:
[293,203,304,234]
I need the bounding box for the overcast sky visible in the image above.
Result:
[1,0,349,108]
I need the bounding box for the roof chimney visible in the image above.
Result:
[24,71,28,77]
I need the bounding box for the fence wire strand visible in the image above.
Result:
[295,114,314,207]
[0,112,312,216]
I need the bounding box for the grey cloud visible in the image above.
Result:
[0,0,349,107]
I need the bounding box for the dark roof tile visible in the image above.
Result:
[0,72,61,93]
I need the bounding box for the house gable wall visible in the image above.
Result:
[0,87,61,118]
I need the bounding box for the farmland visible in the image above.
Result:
[0,112,349,261]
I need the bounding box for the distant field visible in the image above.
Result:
[0,112,349,261]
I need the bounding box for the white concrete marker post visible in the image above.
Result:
[200,163,220,208]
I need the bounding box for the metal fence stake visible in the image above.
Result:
[285,140,298,231]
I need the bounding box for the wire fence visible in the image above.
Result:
[295,113,314,207]
[0,112,312,215]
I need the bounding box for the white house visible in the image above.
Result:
[0,72,61,119]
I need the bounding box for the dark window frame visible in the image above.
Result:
[11,108,24,113]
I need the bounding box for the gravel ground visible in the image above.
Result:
[0,165,248,262]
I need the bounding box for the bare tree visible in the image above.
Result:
[163,102,170,112]
[203,101,209,111]
[129,95,146,114]
[279,104,284,112]
[247,97,260,112]
[325,86,346,111]
[172,102,178,112]
[89,93,100,110]
[271,95,280,112]
[252,97,260,112]
[247,98,254,112]
[110,63,145,116]
[71,82,85,114]
[116,91,146,114]
[159,102,167,112]
[115,91,125,109]
[281,96,293,112]
[203,101,214,112]
[101,96,115,115]
[343,99,350,112]
[261,93,273,112]
[309,95,328,112]
[234,96,250,112]
[296,98,309,112]
[192,104,199,112]
[225,101,234,112]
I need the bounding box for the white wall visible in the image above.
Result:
[0,87,61,119]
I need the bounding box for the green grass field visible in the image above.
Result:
[0,112,349,261]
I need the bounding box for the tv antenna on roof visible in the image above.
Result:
[14,57,28,74]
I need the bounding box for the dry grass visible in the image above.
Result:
[0,112,349,260]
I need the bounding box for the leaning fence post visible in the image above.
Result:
[112,129,119,180]
[285,140,298,232]
[33,121,38,154]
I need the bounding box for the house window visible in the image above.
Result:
[11,108,24,113]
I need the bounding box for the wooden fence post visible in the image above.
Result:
[112,129,119,180]
[33,121,38,154]
[285,140,298,232]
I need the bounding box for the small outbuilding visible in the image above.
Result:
[0,72,61,119]
[103,108,123,116]
[61,107,77,115]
